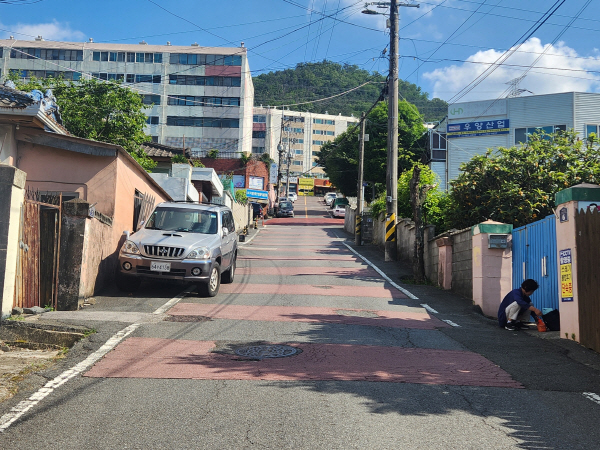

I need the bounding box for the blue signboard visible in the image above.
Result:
[246,189,268,200]
[447,119,509,138]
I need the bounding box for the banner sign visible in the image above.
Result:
[447,119,509,138]
[269,163,278,184]
[232,175,245,189]
[298,178,314,187]
[249,176,264,190]
[246,189,268,200]
[559,249,573,302]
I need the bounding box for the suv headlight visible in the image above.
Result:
[187,247,211,260]
[121,240,140,255]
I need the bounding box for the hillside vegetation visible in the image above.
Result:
[253,61,447,122]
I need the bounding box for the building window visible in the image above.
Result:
[168,74,241,87]
[252,146,265,154]
[312,151,319,156]
[142,95,161,105]
[127,52,135,62]
[293,161,302,166]
[11,48,83,61]
[169,53,242,66]
[284,127,303,133]
[295,150,303,155]
[167,95,240,106]
[253,115,266,123]
[166,116,240,128]
[284,115,304,123]
[252,131,266,138]
[109,52,126,62]
[146,116,159,125]
[312,140,324,146]
[151,136,159,143]
[312,162,319,167]
[313,118,323,124]
[515,125,566,144]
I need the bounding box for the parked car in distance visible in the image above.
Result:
[276,200,294,218]
[117,202,237,297]
[332,203,346,218]
[288,192,297,202]
[330,197,349,209]
[324,192,337,206]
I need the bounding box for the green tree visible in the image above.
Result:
[8,75,156,171]
[315,100,427,196]
[171,154,189,164]
[449,130,600,229]
[235,189,248,204]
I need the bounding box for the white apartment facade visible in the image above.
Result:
[0,38,254,157]
[429,92,600,190]
[252,107,358,178]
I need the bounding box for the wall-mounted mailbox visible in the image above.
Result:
[488,234,509,249]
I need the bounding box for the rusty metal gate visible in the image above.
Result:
[575,208,600,352]
[14,190,62,310]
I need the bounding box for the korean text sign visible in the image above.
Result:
[559,249,573,302]
[447,119,510,138]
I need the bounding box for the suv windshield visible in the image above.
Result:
[145,207,218,234]
[279,201,292,209]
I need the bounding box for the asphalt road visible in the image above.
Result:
[1,196,600,449]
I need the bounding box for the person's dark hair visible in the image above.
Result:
[521,279,539,292]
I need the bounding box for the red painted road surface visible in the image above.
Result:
[217,283,408,299]
[85,338,522,388]
[168,303,448,329]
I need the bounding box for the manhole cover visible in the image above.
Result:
[234,344,301,359]
[335,309,379,318]
[165,315,211,322]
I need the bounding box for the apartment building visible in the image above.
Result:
[252,107,358,178]
[0,38,254,157]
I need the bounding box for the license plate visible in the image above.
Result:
[151,262,171,272]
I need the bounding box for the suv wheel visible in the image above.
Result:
[115,269,141,293]
[200,262,221,297]
[222,256,236,284]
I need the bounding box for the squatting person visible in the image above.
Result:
[498,279,542,331]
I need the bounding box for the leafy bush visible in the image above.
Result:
[235,189,248,204]
[207,149,219,158]
[192,159,205,168]
[171,154,189,164]
[449,130,600,228]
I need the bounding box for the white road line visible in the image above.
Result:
[420,304,439,314]
[0,288,190,433]
[342,242,418,300]
[238,228,261,246]
[442,319,461,327]
[583,392,600,405]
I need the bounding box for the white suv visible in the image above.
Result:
[116,202,237,297]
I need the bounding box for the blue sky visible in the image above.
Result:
[1,0,600,104]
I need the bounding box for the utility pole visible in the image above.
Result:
[356,112,366,246]
[285,124,291,198]
[383,1,419,261]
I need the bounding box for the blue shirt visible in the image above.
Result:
[498,288,532,327]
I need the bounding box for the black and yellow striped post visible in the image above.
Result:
[355,214,362,245]
[385,213,397,261]
[385,213,396,243]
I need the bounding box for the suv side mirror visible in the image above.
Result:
[222,227,229,236]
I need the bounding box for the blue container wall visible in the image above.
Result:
[512,215,558,312]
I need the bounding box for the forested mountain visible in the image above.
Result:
[253,61,447,122]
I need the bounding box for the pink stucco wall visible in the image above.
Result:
[16,140,117,217]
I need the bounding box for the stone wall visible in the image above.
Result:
[396,218,415,262]
[450,227,473,299]
[344,206,356,234]
[424,225,438,283]
[372,212,386,249]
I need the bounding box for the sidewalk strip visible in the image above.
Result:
[442,319,461,327]
[342,243,418,300]
[420,304,439,314]
[0,288,190,433]
[583,392,600,405]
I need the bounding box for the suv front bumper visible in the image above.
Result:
[118,253,215,282]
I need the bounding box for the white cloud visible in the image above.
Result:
[423,38,600,102]
[0,20,85,41]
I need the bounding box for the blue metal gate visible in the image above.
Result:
[512,215,558,312]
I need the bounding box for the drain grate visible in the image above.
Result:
[335,309,379,318]
[165,315,211,322]
[234,344,301,359]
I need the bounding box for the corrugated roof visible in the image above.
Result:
[0,84,35,109]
